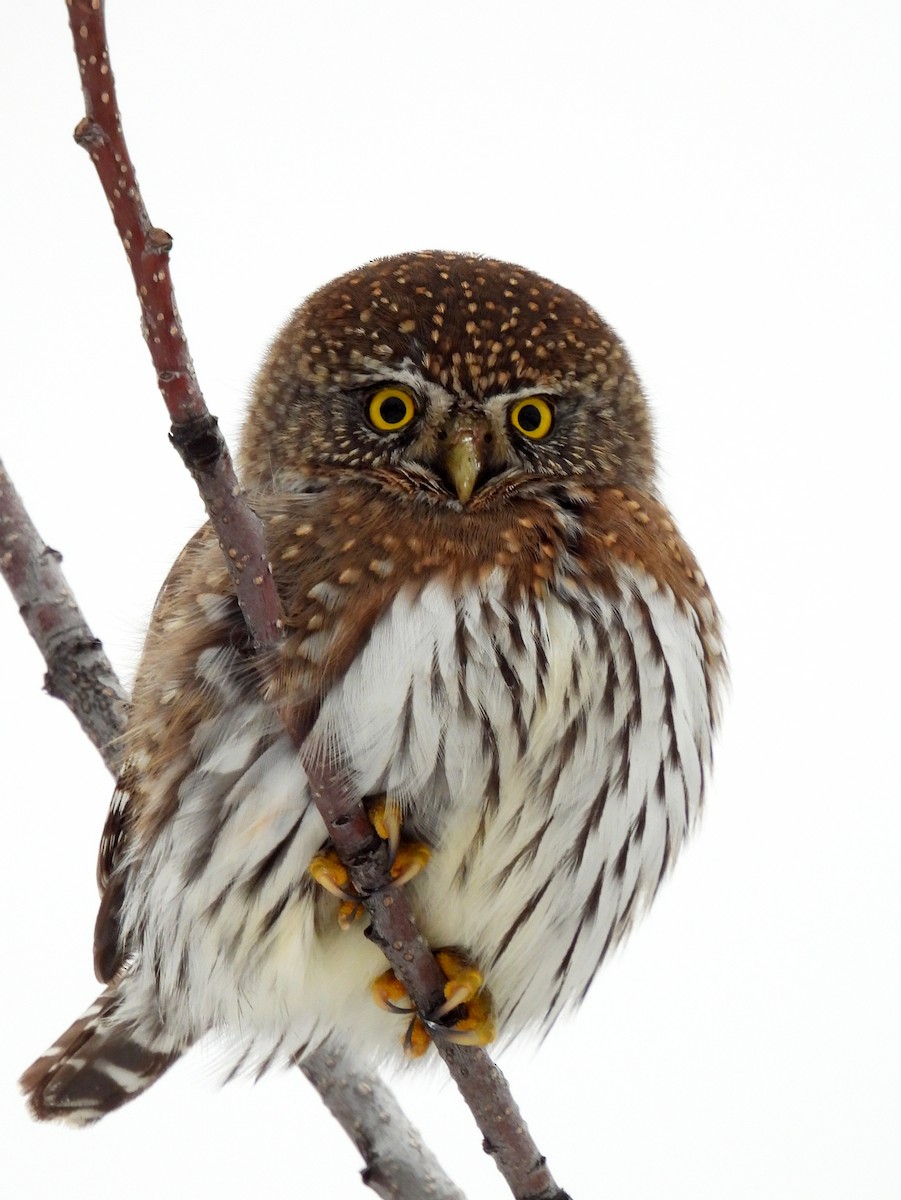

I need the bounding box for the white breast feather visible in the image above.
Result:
[119,563,714,1067]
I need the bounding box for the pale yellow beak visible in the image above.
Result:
[443,432,482,504]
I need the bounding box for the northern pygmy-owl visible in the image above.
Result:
[22,251,725,1123]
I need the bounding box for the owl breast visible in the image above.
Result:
[118,562,714,1065]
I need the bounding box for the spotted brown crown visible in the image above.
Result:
[239,250,655,499]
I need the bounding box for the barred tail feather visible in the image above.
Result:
[20,982,182,1126]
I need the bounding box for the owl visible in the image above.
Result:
[22,251,724,1123]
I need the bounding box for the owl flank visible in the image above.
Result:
[22,251,725,1124]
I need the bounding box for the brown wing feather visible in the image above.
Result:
[91,525,252,980]
[20,981,182,1125]
[89,492,402,977]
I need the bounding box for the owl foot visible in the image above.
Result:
[308,849,363,929]
[372,949,496,1058]
[308,796,431,930]
[368,795,402,859]
[366,795,431,884]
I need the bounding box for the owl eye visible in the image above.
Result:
[510,396,554,440]
[368,387,416,432]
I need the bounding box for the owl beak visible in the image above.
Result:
[443,432,482,504]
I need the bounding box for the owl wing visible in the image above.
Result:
[91,490,403,983]
[93,783,132,980]
[91,524,255,982]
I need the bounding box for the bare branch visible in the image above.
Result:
[0,450,464,1200]
[63,3,571,1196]
[300,1046,466,1200]
[0,456,127,774]
[67,2,282,651]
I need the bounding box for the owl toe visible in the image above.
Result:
[308,848,354,901]
[388,842,431,886]
[372,950,496,1057]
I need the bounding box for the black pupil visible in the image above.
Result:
[518,403,543,432]
[380,395,408,425]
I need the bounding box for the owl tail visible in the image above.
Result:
[20,981,183,1126]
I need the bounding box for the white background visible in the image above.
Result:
[2,3,899,1198]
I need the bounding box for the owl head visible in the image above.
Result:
[240,251,656,506]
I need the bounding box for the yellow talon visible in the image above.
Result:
[311,795,429,930]
[372,969,414,1014]
[309,849,353,900]
[337,900,365,930]
[372,795,430,885]
[434,949,485,1015]
[445,991,496,1047]
[371,950,495,1057]
[404,1017,432,1058]
[389,842,431,886]
[310,851,363,929]
[369,794,401,858]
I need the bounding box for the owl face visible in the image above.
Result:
[241,251,657,506]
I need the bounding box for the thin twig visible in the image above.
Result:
[67,4,281,651]
[300,1047,466,1200]
[0,456,127,774]
[0,453,463,1200]
[63,3,570,1196]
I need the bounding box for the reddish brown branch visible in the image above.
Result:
[67,0,282,651]
[63,3,571,1197]
[0,456,128,773]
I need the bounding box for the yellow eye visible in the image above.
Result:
[368,387,416,432]
[510,396,554,439]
